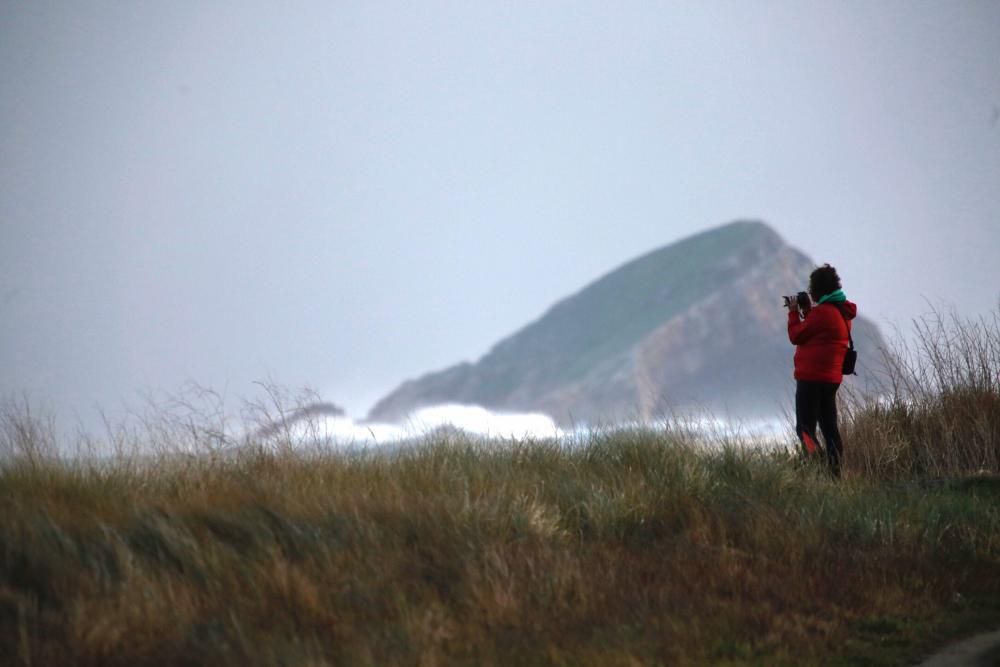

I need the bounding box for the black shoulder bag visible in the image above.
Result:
[843,333,857,376]
[837,305,857,376]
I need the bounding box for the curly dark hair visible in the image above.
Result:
[808,264,842,300]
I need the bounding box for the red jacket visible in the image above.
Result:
[788,301,856,383]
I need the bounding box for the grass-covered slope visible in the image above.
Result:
[2,434,998,667]
[2,307,998,666]
[480,220,782,389]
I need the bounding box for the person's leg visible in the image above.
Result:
[816,383,843,478]
[795,381,821,458]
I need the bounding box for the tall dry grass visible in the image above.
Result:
[2,308,1000,665]
[843,304,1000,479]
[2,412,999,665]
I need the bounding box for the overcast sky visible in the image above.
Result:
[2,1,999,427]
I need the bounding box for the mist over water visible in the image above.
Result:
[2,384,790,461]
[95,403,791,459]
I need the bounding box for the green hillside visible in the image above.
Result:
[475,220,780,397]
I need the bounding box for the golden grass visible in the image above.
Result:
[843,305,1000,479]
[2,431,999,666]
[2,305,999,665]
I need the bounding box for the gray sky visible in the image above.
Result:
[2,1,999,427]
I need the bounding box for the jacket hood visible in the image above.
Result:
[830,300,857,320]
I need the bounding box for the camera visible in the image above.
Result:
[783,291,811,310]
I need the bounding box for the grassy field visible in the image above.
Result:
[1,307,998,666]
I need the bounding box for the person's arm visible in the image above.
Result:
[788,307,817,345]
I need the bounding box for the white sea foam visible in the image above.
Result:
[279,403,565,448]
[270,403,788,451]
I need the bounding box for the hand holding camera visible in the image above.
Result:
[783,291,811,313]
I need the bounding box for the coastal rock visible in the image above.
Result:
[369,220,887,426]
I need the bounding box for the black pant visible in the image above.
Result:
[795,380,842,477]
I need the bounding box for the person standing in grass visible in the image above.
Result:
[786,264,856,478]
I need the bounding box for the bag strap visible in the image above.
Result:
[834,303,854,349]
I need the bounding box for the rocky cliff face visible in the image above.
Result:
[368,221,887,425]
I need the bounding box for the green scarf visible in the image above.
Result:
[817,289,846,305]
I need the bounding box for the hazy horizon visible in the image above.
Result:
[3,2,999,430]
